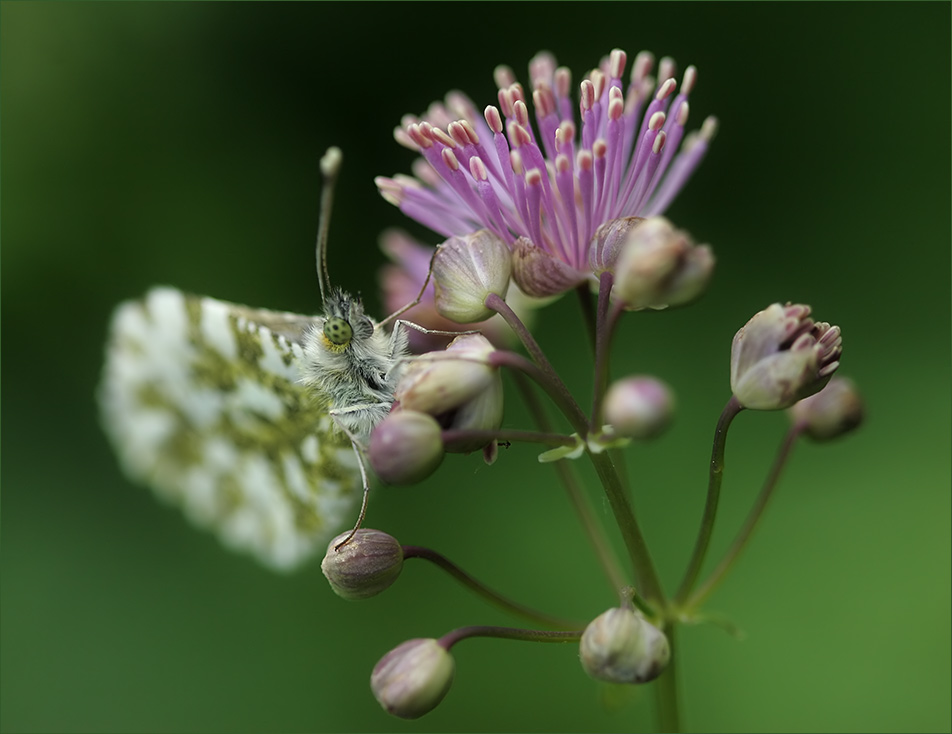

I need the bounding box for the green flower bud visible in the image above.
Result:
[603,376,675,440]
[579,607,670,684]
[789,376,864,441]
[371,638,455,719]
[395,334,503,452]
[731,303,843,410]
[369,411,444,485]
[433,229,512,323]
[321,529,404,600]
[611,216,714,310]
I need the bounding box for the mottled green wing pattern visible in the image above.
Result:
[99,287,358,571]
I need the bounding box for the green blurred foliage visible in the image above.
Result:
[2,3,949,732]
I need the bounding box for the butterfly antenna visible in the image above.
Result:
[316,147,343,305]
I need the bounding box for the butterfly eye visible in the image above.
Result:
[323,317,353,347]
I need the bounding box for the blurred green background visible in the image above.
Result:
[2,3,949,732]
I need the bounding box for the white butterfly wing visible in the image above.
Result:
[99,287,359,571]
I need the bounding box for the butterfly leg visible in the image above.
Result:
[329,403,391,551]
[377,247,439,329]
[394,319,481,338]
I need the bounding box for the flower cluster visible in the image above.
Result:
[321,48,863,725]
[377,49,717,298]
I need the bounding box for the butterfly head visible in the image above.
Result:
[321,287,374,353]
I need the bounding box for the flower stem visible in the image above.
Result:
[486,293,589,434]
[509,371,632,601]
[575,282,598,353]
[674,395,744,605]
[489,349,589,436]
[654,622,681,732]
[403,545,582,630]
[688,422,804,609]
[438,625,582,650]
[587,449,665,605]
[590,271,615,427]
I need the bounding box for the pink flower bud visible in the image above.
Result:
[731,303,842,410]
[789,376,864,440]
[321,529,404,600]
[371,638,455,719]
[369,411,444,485]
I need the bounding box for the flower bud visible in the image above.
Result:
[579,607,670,684]
[731,303,843,410]
[603,376,675,440]
[369,411,444,485]
[395,334,503,452]
[588,216,644,276]
[433,229,512,323]
[371,638,455,719]
[511,236,588,297]
[789,376,864,441]
[321,529,404,600]
[611,217,714,310]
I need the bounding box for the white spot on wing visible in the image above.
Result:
[200,297,238,361]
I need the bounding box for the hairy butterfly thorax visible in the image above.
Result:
[302,286,410,443]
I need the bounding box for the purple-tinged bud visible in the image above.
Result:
[395,334,503,452]
[371,638,455,719]
[611,217,714,310]
[321,529,404,600]
[579,607,670,684]
[511,236,588,297]
[433,229,512,323]
[789,376,864,441]
[369,411,444,485]
[603,376,675,440]
[588,216,644,276]
[731,303,843,410]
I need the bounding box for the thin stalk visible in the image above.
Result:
[439,625,581,649]
[510,372,633,606]
[575,282,598,353]
[486,293,589,434]
[688,422,804,609]
[403,546,581,630]
[654,622,681,732]
[590,272,615,427]
[490,351,588,435]
[587,449,665,605]
[674,395,744,605]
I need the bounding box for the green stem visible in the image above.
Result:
[486,293,589,434]
[655,622,681,732]
[674,395,744,605]
[688,422,804,609]
[587,449,665,605]
[438,625,582,649]
[490,350,589,435]
[403,546,582,630]
[590,272,615,427]
[509,372,633,606]
[575,282,598,354]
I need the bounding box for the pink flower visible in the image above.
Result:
[377,49,716,297]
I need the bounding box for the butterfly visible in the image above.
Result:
[99,148,423,571]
